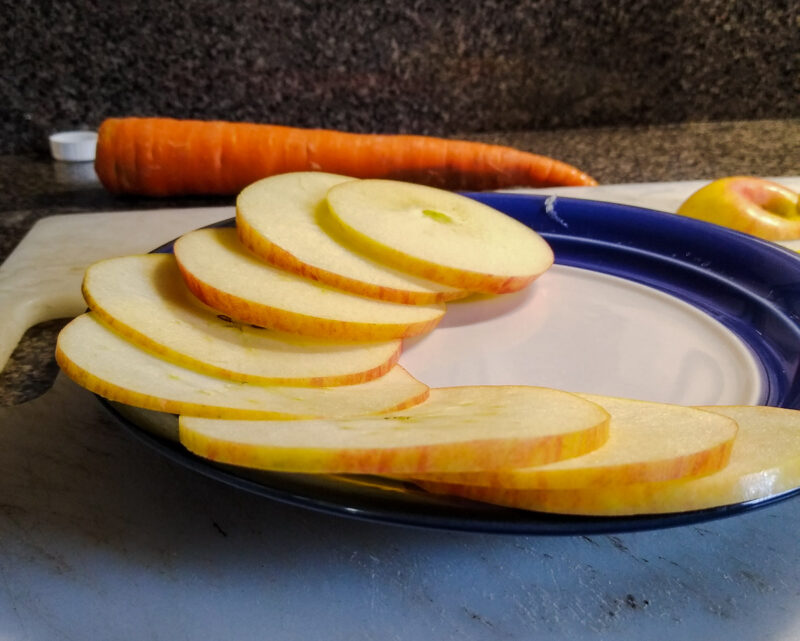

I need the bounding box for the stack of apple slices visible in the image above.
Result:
[54,171,800,518]
[57,312,428,420]
[56,171,555,422]
[235,172,468,304]
[415,404,800,516]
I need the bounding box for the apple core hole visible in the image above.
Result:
[422,209,454,224]
[732,180,800,220]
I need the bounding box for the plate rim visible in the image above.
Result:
[100,395,800,536]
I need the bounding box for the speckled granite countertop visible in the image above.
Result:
[5,1,797,155]
[1,118,798,405]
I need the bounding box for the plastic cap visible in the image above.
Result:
[49,130,98,162]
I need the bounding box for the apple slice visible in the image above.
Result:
[408,394,738,488]
[173,228,446,341]
[82,253,403,386]
[178,385,610,474]
[324,179,554,294]
[55,313,429,419]
[417,405,800,516]
[236,172,466,304]
[676,176,800,241]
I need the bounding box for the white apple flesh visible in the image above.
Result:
[82,253,403,386]
[418,405,800,515]
[173,228,446,341]
[237,172,466,304]
[178,385,610,474]
[325,179,554,293]
[409,394,738,488]
[56,313,430,419]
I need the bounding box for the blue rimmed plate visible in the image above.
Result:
[102,193,800,535]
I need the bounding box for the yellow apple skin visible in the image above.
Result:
[676,176,800,241]
[179,423,607,476]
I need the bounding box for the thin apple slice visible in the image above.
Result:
[178,386,610,474]
[236,172,466,304]
[416,405,800,516]
[55,313,429,419]
[82,253,402,386]
[174,228,446,341]
[325,179,554,294]
[408,394,738,489]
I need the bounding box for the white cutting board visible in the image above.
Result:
[2,178,799,372]
[0,207,232,371]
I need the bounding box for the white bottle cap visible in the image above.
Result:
[49,130,98,162]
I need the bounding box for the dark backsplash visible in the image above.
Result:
[2,0,797,154]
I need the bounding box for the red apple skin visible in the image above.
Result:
[677,176,800,241]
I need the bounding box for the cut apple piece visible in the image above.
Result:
[55,313,429,419]
[325,179,554,294]
[82,253,402,386]
[417,405,800,516]
[178,385,610,474]
[236,172,466,304]
[173,228,446,341]
[408,394,738,488]
[676,176,800,241]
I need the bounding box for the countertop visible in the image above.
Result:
[2,119,800,640]
[5,1,797,154]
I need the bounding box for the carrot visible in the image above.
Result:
[94,117,597,196]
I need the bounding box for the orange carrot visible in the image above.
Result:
[94,117,597,196]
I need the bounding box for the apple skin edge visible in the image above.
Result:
[677,176,800,241]
[236,216,467,305]
[324,179,555,294]
[177,386,612,475]
[176,259,445,341]
[325,212,545,295]
[80,254,405,388]
[172,227,447,342]
[234,172,469,304]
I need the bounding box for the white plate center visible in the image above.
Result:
[400,265,763,406]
